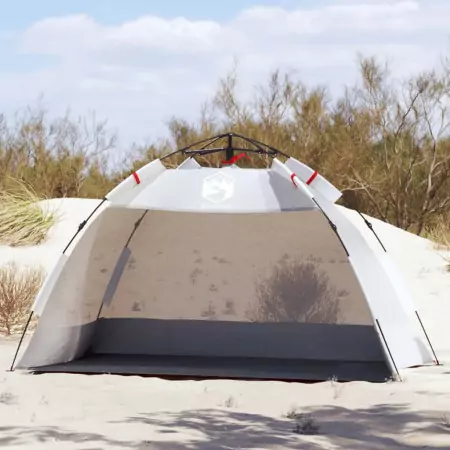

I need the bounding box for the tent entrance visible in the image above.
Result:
[22,209,394,382]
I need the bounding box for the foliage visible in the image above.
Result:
[0,108,117,198]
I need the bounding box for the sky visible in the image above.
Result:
[1,0,450,149]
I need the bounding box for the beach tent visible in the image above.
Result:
[11,133,439,382]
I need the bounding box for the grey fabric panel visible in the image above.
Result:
[92,318,385,362]
[29,354,391,383]
[101,247,131,307]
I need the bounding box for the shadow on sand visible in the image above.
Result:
[1,404,449,449]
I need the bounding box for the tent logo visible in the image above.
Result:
[202,171,235,203]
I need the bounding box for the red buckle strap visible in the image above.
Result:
[132,172,141,184]
[222,153,249,165]
[290,173,297,187]
[306,170,318,185]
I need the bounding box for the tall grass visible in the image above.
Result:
[0,179,58,246]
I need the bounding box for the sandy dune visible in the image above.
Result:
[1,198,450,449]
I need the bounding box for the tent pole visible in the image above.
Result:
[415,311,440,365]
[312,198,349,257]
[95,210,148,321]
[9,311,34,371]
[225,133,234,162]
[357,211,387,252]
[63,198,107,254]
[375,319,402,381]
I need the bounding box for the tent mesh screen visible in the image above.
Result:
[96,209,372,326]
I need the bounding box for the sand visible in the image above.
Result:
[1,198,450,449]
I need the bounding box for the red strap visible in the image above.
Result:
[132,172,141,184]
[222,153,249,165]
[290,173,297,187]
[306,170,318,185]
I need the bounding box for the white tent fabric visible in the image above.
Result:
[12,143,437,382]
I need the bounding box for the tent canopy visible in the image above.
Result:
[12,133,438,382]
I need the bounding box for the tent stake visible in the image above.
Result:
[415,311,440,365]
[9,311,34,371]
[375,318,402,381]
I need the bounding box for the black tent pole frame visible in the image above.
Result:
[311,198,349,257]
[356,211,387,252]
[63,198,107,254]
[160,132,289,162]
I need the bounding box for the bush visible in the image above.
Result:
[0,109,117,199]
[0,179,58,246]
[0,263,45,335]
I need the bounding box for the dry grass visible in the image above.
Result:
[0,179,58,247]
[0,262,45,335]
[424,218,450,249]
[423,216,450,272]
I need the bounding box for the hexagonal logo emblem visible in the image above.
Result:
[202,171,235,203]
